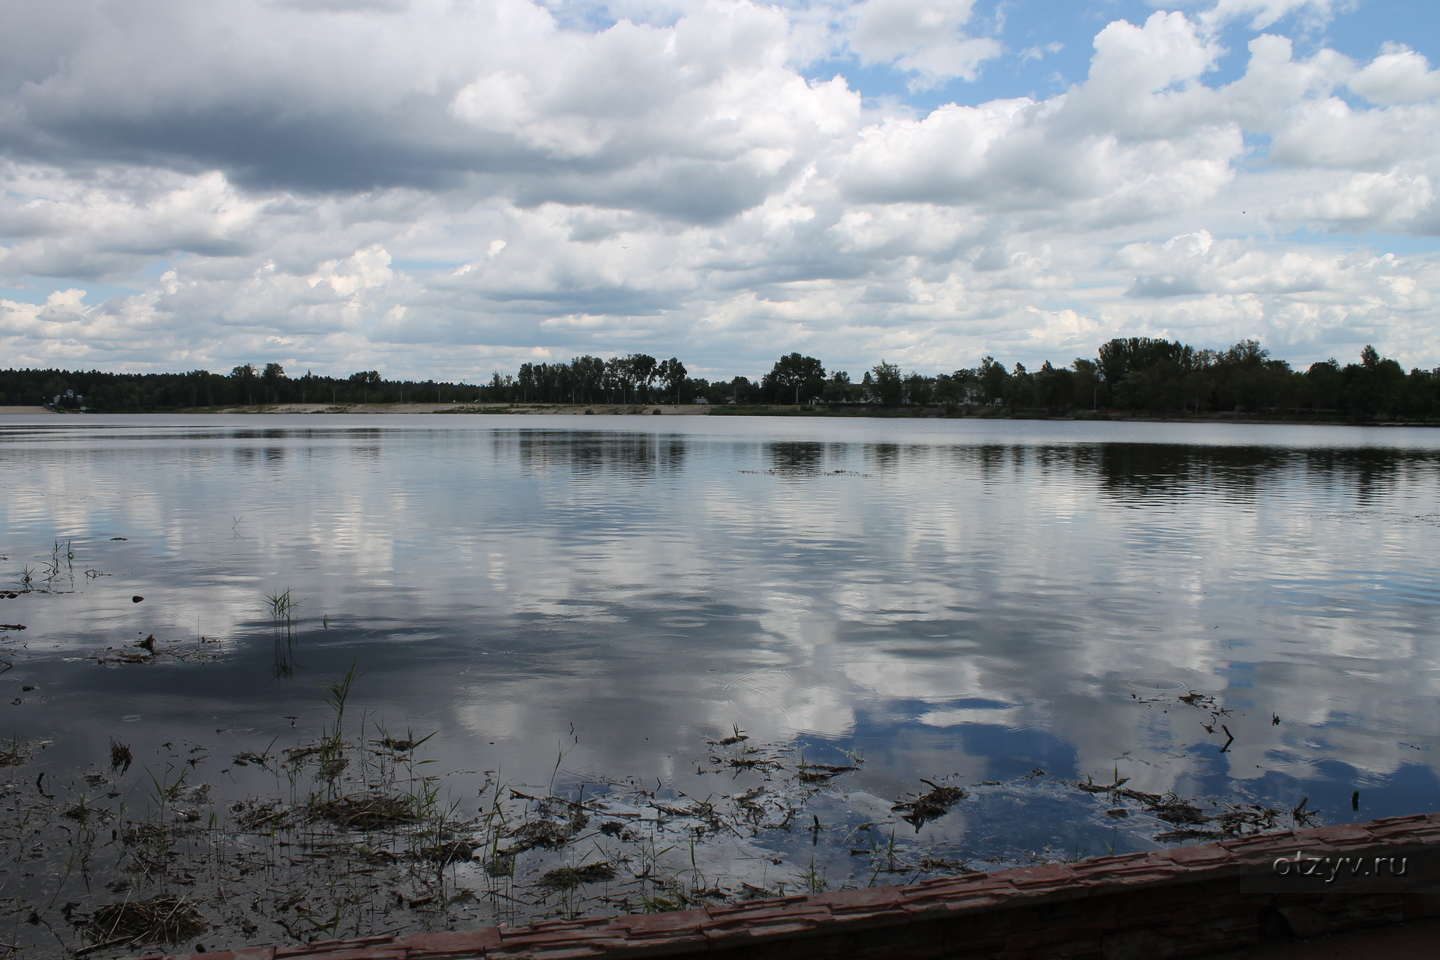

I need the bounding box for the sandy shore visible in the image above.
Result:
[0,405,57,414]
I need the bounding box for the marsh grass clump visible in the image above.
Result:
[87,895,206,947]
[267,587,302,678]
[419,839,477,866]
[1,735,29,766]
[13,540,78,596]
[892,779,967,829]
[537,861,616,891]
[309,792,422,831]
[265,588,298,630]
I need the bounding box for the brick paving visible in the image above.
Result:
[128,812,1440,960]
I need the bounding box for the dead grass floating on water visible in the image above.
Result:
[892,780,966,829]
[92,635,216,667]
[538,862,617,891]
[109,738,132,773]
[1074,774,1303,841]
[230,749,273,769]
[506,816,584,852]
[309,792,421,830]
[419,840,476,866]
[797,762,859,784]
[233,799,290,831]
[87,895,206,947]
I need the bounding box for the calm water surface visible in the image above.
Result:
[3,414,1440,883]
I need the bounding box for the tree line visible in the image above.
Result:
[2,338,1438,420]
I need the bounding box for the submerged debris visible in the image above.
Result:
[892,780,967,829]
[1,689,1326,960]
[419,840,477,866]
[87,896,206,947]
[507,816,584,852]
[309,792,421,830]
[538,862,617,891]
[91,634,216,667]
[1074,773,1304,843]
[797,763,859,784]
[234,799,290,831]
[109,738,132,773]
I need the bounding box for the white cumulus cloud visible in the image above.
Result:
[2,0,1440,377]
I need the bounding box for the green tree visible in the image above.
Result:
[231,364,258,405]
[348,370,381,403]
[763,353,826,404]
[1097,338,1194,388]
[1342,345,1406,418]
[977,356,1009,405]
[261,363,286,404]
[1034,361,1075,410]
[903,372,933,405]
[570,356,606,403]
[1071,358,1102,409]
[822,370,855,403]
[628,354,659,402]
[870,361,903,406]
[657,358,688,402]
[1003,363,1035,408]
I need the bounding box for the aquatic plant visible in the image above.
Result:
[267,587,300,677]
[86,896,206,948]
[0,734,28,766]
[109,738,133,773]
[0,679,1317,959]
[265,587,298,631]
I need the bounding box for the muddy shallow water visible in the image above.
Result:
[2,414,1439,953]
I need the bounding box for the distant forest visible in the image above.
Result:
[4,338,1439,420]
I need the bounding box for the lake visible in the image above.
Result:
[3,414,1439,948]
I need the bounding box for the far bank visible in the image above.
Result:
[27,401,1433,427]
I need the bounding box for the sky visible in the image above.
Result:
[1,0,1438,382]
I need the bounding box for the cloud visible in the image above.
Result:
[3,1,1440,377]
[1181,0,1346,32]
[1112,229,1440,361]
[836,13,1241,224]
[847,0,1001,89]
[1118,229,1391,297]
[1,0,858,224]
[1274,171,1438,233]
[1350,44,1440,106]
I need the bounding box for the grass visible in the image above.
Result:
[313,660,360,787]
[13,540,77,594]
[267,587,300,676]
[266,587,297,627]
[87,896,206,948]
[0,675,1318,959]
[1,734,28,767]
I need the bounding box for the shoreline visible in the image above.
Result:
[128,812,1440,960]
[4,401,1436,428]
